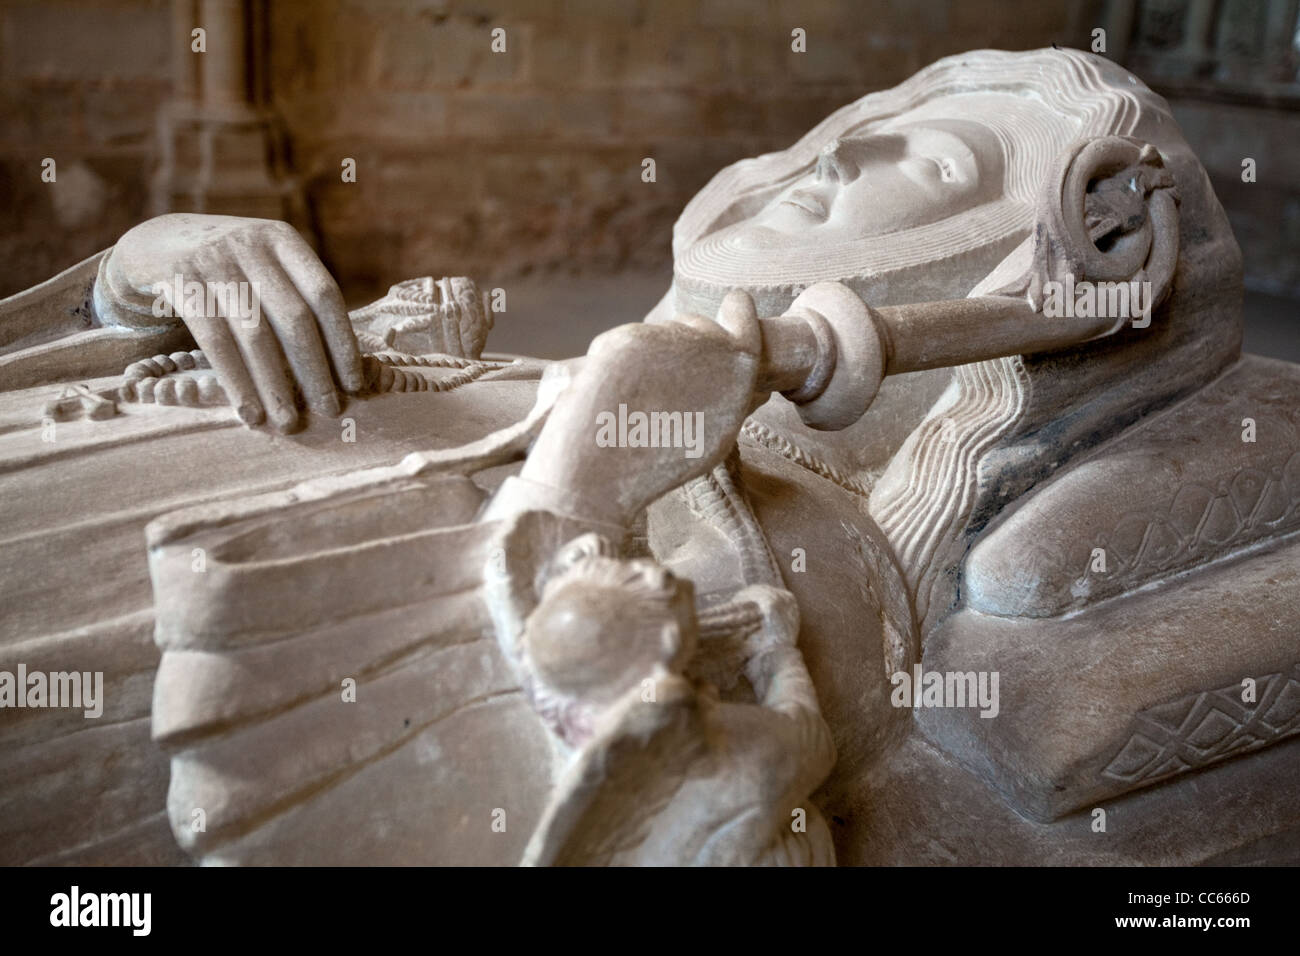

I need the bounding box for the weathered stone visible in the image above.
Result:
[1,47,1297,868]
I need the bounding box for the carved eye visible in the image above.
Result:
[932,157,957,183]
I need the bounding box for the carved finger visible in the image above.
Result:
[239,253,341,418]
[197,247,300,433]
[438,277,459,355]
[178,289,265,427]
[272,235,366,394]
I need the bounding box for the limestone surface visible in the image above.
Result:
[1,48,1297,866]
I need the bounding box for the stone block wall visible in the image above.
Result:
[35,0,1300,305]
[0,0,1108,300]
[265,0,1106,298]
[0,0,172,298]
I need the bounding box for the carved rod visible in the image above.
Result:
[754,284,1115,431]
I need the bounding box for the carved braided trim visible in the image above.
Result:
[348,276,491,359]
[123,373,227,407]
[354,329,393,353]
[367,350,511,370]
[362,354,496,393]
[123,350,209,381]
[682,449,783,587]
[349,298,436,319]
[697,599,763,638]
[740,418,874,499]
[119,351,228,406]
[117,348,504,407]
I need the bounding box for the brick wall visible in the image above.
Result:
[1,0,1108,299]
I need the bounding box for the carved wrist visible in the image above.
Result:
[92,247,184,332]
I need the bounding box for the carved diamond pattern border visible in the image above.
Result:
[1062,451,1300,610]
[1102,664,1300,784]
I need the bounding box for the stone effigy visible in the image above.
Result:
[1,48,1297,866]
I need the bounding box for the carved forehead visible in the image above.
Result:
[854,117,1005,178]
[878,94,1078,201]
[840,121,980,160]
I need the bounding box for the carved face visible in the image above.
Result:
[522,557,695,709]
[730,119,1005,249]
[671,73,1102,316]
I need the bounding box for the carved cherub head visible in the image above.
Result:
[519,535,697,745]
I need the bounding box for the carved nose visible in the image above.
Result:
[816,140,858,184]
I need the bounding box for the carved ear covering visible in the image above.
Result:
[1002,135,1180,327]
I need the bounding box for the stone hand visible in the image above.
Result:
[513,290,763,527]
[109,213,365,432]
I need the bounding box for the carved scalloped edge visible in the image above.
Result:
[740,418,874,499]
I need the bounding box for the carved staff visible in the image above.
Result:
[756,136,1180,430]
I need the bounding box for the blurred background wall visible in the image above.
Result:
[1,0,1296,358]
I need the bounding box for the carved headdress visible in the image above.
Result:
[673,48,1154,317]
[673,49,1242,631]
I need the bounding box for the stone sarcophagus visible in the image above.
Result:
[1,48,1297,866]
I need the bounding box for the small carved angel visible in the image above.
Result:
[517,536,837,866]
